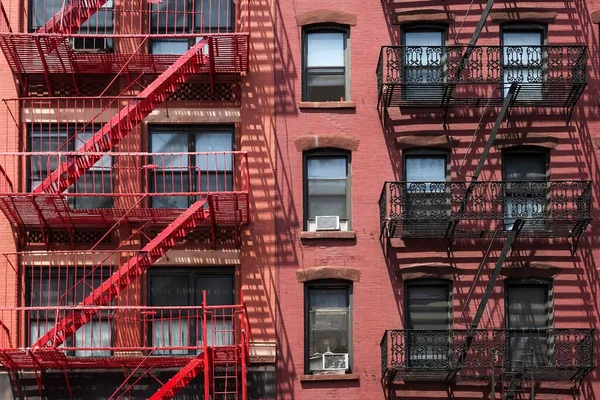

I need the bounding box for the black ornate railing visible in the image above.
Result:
[492,329,595,382]
[381,329,594,383]
[381,329,491,382]
[379,180,592,240]
[377,45,587,110]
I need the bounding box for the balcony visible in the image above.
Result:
[379,181,592,248]
[377,45,587,118]
[0,0,250,95]
[0,151,250,246]
[381,329,594,383]
[0,251,250,370]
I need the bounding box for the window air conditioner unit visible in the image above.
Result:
[315,216,340,231]
[322,352,349,371]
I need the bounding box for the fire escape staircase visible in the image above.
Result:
[32,197,209,349]
[33,36,211,194]
[148,351,209,400]
[38,0,112,34]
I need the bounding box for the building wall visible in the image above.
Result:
[0,0,276,397]
[274,0,600,399]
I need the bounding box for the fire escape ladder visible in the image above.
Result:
[33,37,211,195]
[446,83,518,254]
[38,0,112,35]
[147,350,210,400]
[442,0,496,125]
[32,197,209,349]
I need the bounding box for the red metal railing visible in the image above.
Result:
[0,151,250,229]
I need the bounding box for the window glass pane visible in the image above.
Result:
[507,285,549,329]
[74,321,111,357]
[308,287,350,372]
[405,156,446,183]
[153,320,190,355]
[149,274,190,307]
[150,0,189,31]
[307,157,347,218]
[196,0,233,31]
[406,285,450,330]
[194,275,234,306]
[80,0,114,30]
[30,0,62,30]
[405,31,443,47]
[504,153,546,181]
[307,33,345,67]
[196,132,233,171]
[502,31,543,97]
[503,31,542,47]
[507,285,551,367]
[150,39,190,54]
[151,132,189,168]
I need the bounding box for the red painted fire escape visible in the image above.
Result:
[0,0,251,398]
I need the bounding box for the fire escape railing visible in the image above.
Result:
[377,45,587,113]
[379,180,592,244]
[381,329,594,384]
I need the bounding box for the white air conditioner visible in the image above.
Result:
[315,216,340,231]
[322,352,349,371]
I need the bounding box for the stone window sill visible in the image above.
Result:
[298,101,356,109]
[300,231,356,240]
[299,373,360,382]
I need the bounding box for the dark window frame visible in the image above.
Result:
[301,24,350,102]
[147,267,236,355]
[504,279,554,368]
[25,268,114,356]
[403,279,453,369]
[400,25,448,100]
[148,124,235,208]
[501,146,551,230]
[26,124,114,209]
[302,148,352,231]
[304,280,353,375]
[500,23,548,97]
[403,278,453,330]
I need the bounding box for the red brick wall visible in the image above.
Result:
[275,1,600,398]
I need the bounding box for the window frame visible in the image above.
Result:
[504,279,554,368]
[500,23,548,97]
[402,148,451,183]
[146,267,236,355]
[302,148,352,231]
[25,267,114,356]
[501,146,550,230]
[400,25,448,101]
[304,280,353,375]
[147,124,235,208]
[301,24,350,102]
[26,124,114,209]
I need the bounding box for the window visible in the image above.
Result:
[148,269,235,355]
[302,26,349,102]
[401,28,446,101]
[149,0,234,54]
[403,149,450,228]
[27,268,113,357]
[405,280,451,368]
[149,125,234,208]
[505,281,553,368]
[30,0,114,51]
[501,25,545,99]
[502,147,549,230]
[304,150,351,231]
[305,282,351,374]
[29,126,113,209]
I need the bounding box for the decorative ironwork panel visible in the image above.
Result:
[382,329,594,383]
[377,45,588,109]
[379,181,592,239]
